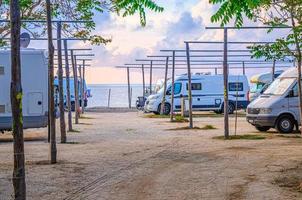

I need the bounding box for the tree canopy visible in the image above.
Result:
[0,0,164,45]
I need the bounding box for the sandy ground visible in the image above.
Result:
[1,112,302,200]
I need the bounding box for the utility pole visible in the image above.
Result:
[72,53,80,123]
[223,28,229,139]
[78,64,84,114]
[10,0,26,198]
[82,60,86,114]
[56,21,66,143]
[63,40,72,131]
[160,56,169,115]
[46,0,57,164]
[185,42,193,128]
[170,51,176,122]
[150,60,153,94]
[272,59,276,81]
[127,67,131,108]
[142,64,145,98]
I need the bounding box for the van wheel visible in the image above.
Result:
[220,103,235,114]
[276,115,295,133]
[255,126,270,132]
[158,103,171,115]
[228,103,235,114]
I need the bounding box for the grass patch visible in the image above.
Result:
[65,141,81,144]
[143,114,170,118]
[276,134,302,139]
[79,115,94,119]
[68,129,81,133]
[200,124,217,130]
[213,134,267,140]
[167,126,202,131]
[171,115,189,123]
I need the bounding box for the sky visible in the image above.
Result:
[30,0,295,84]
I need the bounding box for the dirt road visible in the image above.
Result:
[1,112,302,200]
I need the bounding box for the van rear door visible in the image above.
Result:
[27,92,43,115]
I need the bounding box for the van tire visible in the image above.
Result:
[276,115,295,134]
[220,103,235,114]
[255,126,270,132]
[157,103,171,115]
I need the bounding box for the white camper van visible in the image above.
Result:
[247,67,302,133]
[145,73,250,115]
[0,49,48,131]
[249,70,284,101]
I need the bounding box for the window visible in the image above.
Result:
[0,66,4,75]
[166,83,182,95]
[229,82,243,91]
[0,105,5,113]
[291,83,299,97]
[186,83,202,90]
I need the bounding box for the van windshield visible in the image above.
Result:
[263,78,295,95]
[250,83,265,93]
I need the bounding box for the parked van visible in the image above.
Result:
[0,49,48,131]
[249,70,284,101]
[247,67,300,133]
[54,77,91,111]
[145,73,250,115]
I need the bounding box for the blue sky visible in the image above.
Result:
[28,0,294,84]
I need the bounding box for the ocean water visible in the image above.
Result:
[87,84,145,108]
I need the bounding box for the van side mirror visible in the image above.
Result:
[179,94,183,98]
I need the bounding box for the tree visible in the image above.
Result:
[10,0,26,199]
[210,0,302,130]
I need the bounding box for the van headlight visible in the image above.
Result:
[259,108,272,114]
[149,95,159,100]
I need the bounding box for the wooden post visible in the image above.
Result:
[223,28,229,139]
[78,65,84,114]
[63,40,72,132]
[56,22,66,143]
[46,0,57,164]
[127,67,131,108]
[10,0,26,198]
[71,52,79,124]
[215,68,217,75]
[107,89,111,108]
[170,51,176,122]
[82,60,86,114]
[185,42,193,128]
[142,64,145,98]
[242,61,246,75]
[272,59,276,81]
[160,56,169,115]
[150,61,153,94]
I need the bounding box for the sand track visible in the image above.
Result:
[1,112,302,199]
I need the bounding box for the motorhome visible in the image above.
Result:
[247,67,300,133]
[145,73,250,115]
[249,70,284,101]
[0,49,48,131]
[54,77,91,111]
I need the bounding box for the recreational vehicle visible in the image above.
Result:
[247,67,301,133]
[249,70,284,101]
[0,49,48,131]
[54,77,90,110]
[145,73,250,115]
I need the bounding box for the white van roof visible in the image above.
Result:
[279,67,297,78]
[0,48,45,55]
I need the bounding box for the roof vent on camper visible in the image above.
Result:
[20,32,31,48]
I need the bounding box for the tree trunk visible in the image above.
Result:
[71,52,80,123]
[63,40,73,131]
[56,22,66,143]
[10,0,26,199]
[291,13,302,132]
[46,0,57,164]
